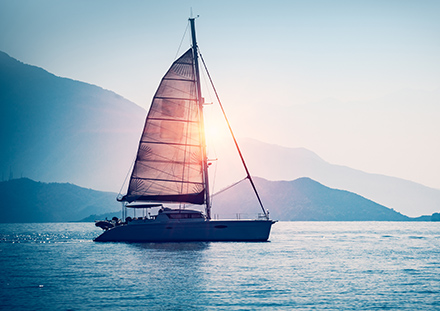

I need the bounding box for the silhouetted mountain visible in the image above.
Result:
[0,51,145,191]
[213,177,410,221]
[226,138,440,217]
[0,178,119,222]
[2,51,438,218]
[1,177,435,222]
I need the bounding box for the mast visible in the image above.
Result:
[189,17,211,219]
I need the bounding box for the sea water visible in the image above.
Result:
[0,222,439,310]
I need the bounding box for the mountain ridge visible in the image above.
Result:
[1,50,439,217]
[0,50,146,191]
[213,176,411,221]
[1,177,434,223]
[0,178,120,222]
[236,138,440,217]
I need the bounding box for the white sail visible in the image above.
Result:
[121,49,205,204]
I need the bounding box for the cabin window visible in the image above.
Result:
[190,213,203,218]
[168,214,185,219]
[167,213,203,219]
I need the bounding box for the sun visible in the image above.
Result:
[204,113,230,145]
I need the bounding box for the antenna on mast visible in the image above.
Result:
[189,8,199,19]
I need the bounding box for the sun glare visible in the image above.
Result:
[204,110,232,147]
[205,121,222,142]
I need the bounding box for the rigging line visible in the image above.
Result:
[182,177,247,210]
[211,177,247,197]
[135,161,202,181]
[135,177,202,186]
[147,117,199,124]
[135,146,201,169]
[199,58,214,104]
[117,155,136,200]
[162,77,195,82]
[199,56,218,163]
[175,22,190,59]
[136,158,202,166]
[199,52,268,219]
[209,158,219,206]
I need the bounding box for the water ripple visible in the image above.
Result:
[1,221,439,310]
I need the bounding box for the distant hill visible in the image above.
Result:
[213,177,410,221]
[1,50,439,218]
[0,177,436,222]
[0,178,120,222]
[212,138,440,217]
[0,51,145,191]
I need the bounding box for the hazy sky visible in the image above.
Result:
[1,0,439,189]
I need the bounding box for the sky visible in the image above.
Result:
[1,0,439,189]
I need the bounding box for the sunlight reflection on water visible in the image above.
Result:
[0,222,439,310]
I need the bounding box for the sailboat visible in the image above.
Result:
[94,17,276,242]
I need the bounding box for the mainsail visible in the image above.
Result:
[121,49,205,204]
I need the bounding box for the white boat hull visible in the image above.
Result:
[94,219,275,242]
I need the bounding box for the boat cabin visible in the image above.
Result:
[126,207,206,224]
[158,208,205,219]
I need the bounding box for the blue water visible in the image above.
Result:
[1,222,439,310]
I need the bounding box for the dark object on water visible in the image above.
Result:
[94,17,275,243]
[95,220,114,230]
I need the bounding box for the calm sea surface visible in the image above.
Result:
[1,222,439,310]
